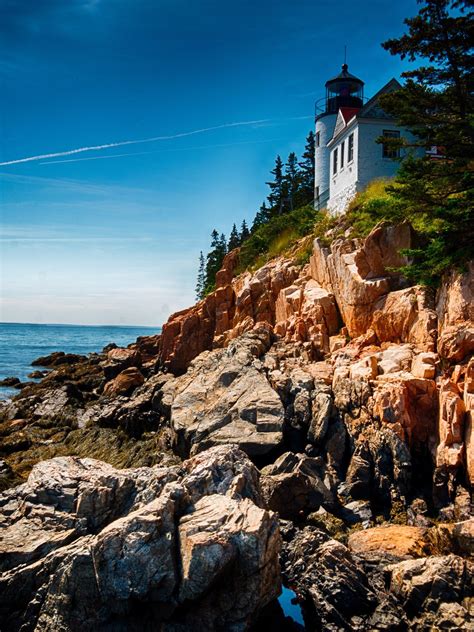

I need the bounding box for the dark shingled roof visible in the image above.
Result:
[325,64,364,88]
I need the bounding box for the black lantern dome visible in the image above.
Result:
[324,64,364,114]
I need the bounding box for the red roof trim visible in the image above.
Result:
[339,107,360,123]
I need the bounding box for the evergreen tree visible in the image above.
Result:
[251,202,271,232]
[240,220,250,242]
[298,131,315,205]
[195,251,205,300]
[379,0,474,284]
[266,155,285,214]
[283,152,300,212]
[204,229,227,294]
[228,223,240,250]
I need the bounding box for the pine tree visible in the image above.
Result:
[240,220,250,242]
[379,0,474,284]
[195,251,205,300]
[204,229,227,294]
[251,202,271,232]
[228,223,240,250]
[283,152,300,212]
[266,155,284,214]
[298,131,315,205]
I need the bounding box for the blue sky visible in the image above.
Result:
[1,0,419,326]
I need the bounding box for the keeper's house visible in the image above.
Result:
[314,65,421,215]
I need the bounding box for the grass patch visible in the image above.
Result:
[236,204,321,273]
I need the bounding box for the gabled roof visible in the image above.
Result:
[358,78,401,119]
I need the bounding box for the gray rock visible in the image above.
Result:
[0,445,280,631]
[170,330,284,457]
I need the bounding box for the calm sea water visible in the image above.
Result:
[0,322,160,400]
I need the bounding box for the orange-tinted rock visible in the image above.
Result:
[464,358,474,486]
[103,367,145,397]
[348,525,430,559]
[215,249,240,288]
[372,375,438,453]
[437,262,474,362]
[274,278,339,352]
[310,223,413,338]
[371,287,437,352]
[411,352,437,379]
[436,379,466,471]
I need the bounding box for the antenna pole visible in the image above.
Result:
[344,45,347,65]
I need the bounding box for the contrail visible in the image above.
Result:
[0,120,270,167]
[0,116,313,167]
[40,137,286,165]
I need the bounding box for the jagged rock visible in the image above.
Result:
[103,366,145,397]
[0,446,280,631]
[386,555,473,620]
[308,385,334,443]
[102,347,142,380]
[178,493,281,611]
[436,378,466,471]
[33,383,83,420]
[170,328,285,457]
[281,527,377,630]
[372,374,438,452]
[371,286,437,352]
[437,262,474,362]
[378,344,413,374]
[157,256,298,373]
[274,277,339,353]
[309,223,412,339]
[464,357,474,486]
[260,452,335,519]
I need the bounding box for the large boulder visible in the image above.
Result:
[260,452,335,519]
[347,525,431,561]
[170,328,285,457]
[0,446,281,631]
[103,366,145,397]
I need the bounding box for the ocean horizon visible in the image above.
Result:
[0,322,161,400]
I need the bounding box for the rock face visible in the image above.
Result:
[1,221,473,632]
[437,262,474,362]
[0,446,280,631]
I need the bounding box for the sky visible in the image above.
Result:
[0,0,419,326]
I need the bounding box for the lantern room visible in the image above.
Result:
[324,64,364,114]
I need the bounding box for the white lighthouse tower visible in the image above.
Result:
[314,64,364,208]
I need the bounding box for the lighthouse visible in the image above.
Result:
[314,64,364,208]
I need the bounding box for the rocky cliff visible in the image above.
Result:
[0,222,473,630]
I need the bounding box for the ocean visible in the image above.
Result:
[0,322,160,400]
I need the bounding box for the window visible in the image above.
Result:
[382,130,400,158]
[315,132,320,147]
[340,141,345,169]
[315,186,320,199]
[333,148,338,175]
[348,133,354,162]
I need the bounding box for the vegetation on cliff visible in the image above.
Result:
[195,0,473,293]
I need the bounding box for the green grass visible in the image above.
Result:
[236,204,321,273]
